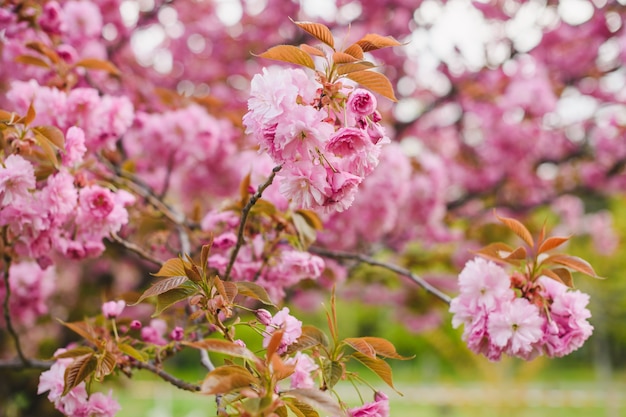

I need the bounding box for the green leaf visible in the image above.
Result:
[257,45,315,70]
[293,20,335,48]
[322,359,343,390]
[95,350,117,380]
[200,365,257,395]
[284,389,345,417]
[346,71,397,102]
[154,285,197,316]
[235,282,274,305]
[275,405,290,417]
[351,352,399,394]
[182,339,258,362]
[134,275,189,305]
[284,399,320,417]
[118,343,148,361]
[63,354,96,395]
[356,34,402,52]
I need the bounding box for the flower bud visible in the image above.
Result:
[130,320,142,330]
[170,326,184,341]
[102,300,126,319]
[255,309,272,326]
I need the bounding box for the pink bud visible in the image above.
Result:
[130,320,142,330]
[102,300,126,319]
[170,326,184,341]
[256,309,272,326]
[234,339,246,348]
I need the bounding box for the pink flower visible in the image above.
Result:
[457,258,513,311]
[326,127,371,157]
[348,88,377,116]
[488,298,544,356]
[130,320,142,330]
[169,326,184,341]
[102,300,125,319]
[278,163,328,209]
[349,391,390,417]
[79,186,115,219]
[0,154,36,206]
[63,126,87,167]
[141,319,168,346]
[85,391,121,417]
[262,307,302,354]
[286,352,318,389]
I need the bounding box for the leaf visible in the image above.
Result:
[285,325,329,354]
[183,339,259,362]
[266,330,285,360]
[75,58,120,76]
[201,242,212,276]
[360,337,414,360]
[541,254,602,278]
[332,51,359,64]
[58,320,98,345]
[134,275,189,305]
[200,365,257,395]
[542,268,574,288]
[222,281,238,302]
[284,389,345,417]
[292,211,317,249]
[343,44,364,60]
[295,209,324,231]
[33,125,64,148]
[472,242,515,263]
[154,284,198,315]
[503,246,527,261]
[322,359,343,389]
[240,172,251,204]
[152,258,190,277]
[346,71,397,102]
[53,347,95,360]
[356,34,402,52]
[22,102,36,126]
[344,338,376,358]
[285,399,320,417]
[336,62,376,75]
[293,21,334,48]
[537,236,571,254]
[25,41,60,64]
[236,282,274,305]
[270,353,296,381]
[275,405,290,417]
[95,350,117,380]
[183,262,203,283]
[257,45,315,70]
[351,352,399,393]
[15,54,50,68]
[495,214,535,248]
[300,44,326,57]
[0,110,17,123]
[32,129,59,168]
[118,343,148,361]
[63,354,96,395]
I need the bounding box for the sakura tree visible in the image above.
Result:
[0,0,619,416]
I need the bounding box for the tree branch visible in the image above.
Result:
[133,361,201,392]
[309,246,452,305]
[110,233,164,266]
[2,252,31,366]
[0,358,53,370]
[224,165,282,281]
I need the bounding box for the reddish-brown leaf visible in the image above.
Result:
[58,320,98,344]
[95,350,117,380]
[152,258,189,277]
[53,347,95,360]
[541,254,602,278]
[266,330,285,360]
[15,54,50,68]
[33,125,64,149]
[284,389,345,417]
[346,70,397,101]
[284,399,320,417]
[542,268,574,288]
[351,352,399,393]
[32,129,59,168]
[25,41,60,64]
[504,246,527,261]
[360,337,414,360]
[271,353,296,381]
[236,281,274,305]
[473,242,515,263]
[295,209,324,231]
[300,44,326,57]
[257,45,315,69]
[200,365,257,395]
[496,214,535,248]
[135,275,189,304]
[75,58,120,76]
[332,51,359,64]
[537,236,571,254]
[286,325,329,354]
[336,62,376,75]
[183,339,258,362]
[343,43,364,60]
[356,34,402,52]
[63,354,96,395]
[0,110,17,123]
[293,21,335,48]
[344,337,376,358]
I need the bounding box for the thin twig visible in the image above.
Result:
[2,252,30,365]
[110,233,164,266]
[134,361,201,392]
[309,246,452,305]
[0,358,53,370]
[224,165,282,280]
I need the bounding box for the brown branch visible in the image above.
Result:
[0,358,53,370]
[110,233,164,266]
[134,361,201,392]
[224,165,282,281]
[2,250,31,366]
[309,246,452,305]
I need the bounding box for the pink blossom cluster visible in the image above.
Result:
[349,391,390,417]
[0,261,56,327]
[261,307,303,354]
[38,350,120,417]
[449,258,593,361]
[284,351,318,389]
[243,67,389,213]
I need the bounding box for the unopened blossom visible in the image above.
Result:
[102,300,125,319]
[326,127,371,157]
[169,326,184,341]
[255,308,273,326]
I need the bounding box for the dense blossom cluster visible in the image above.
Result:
[450,258,593,361]
[243,67,389,213]
[38,350,120,417]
